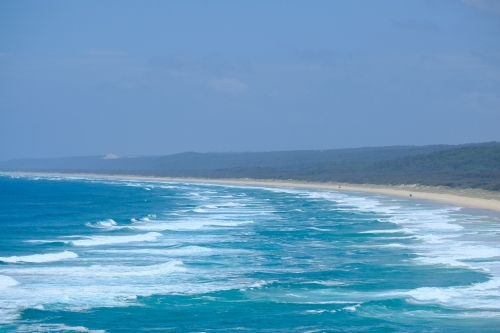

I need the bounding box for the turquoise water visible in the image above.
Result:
[1,175,500,332]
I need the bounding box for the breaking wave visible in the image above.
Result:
[0,251,78,263]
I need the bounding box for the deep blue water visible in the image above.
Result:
[1,174,500,332]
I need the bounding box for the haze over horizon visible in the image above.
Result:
[1,0,500,160]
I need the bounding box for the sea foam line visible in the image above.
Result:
[0,251,78,263]
[27,232,162,247]
[0,275,18,289]
[2,260,186,277]
[85,219,117,228]
[16,324,105,333]
[86,218,250,231]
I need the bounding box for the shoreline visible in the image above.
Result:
[2,171,500,212]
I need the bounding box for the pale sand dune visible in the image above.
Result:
[3,172,500,212]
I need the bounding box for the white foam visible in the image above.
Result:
[308,227,330,232]
[17,324,105,333]
[70,232,162,246]
[0,275,18,289]
[127,219,248,231]
[0,263,257,325]
[27,232,163,247]
[404,277,500,310]
[215,202,246,207]
[149,246,213,256]
[3,260,185,277]
[274,186,500,312]
[379,243,408,248]
[247,280,271,289]
[85,219,117,228]
[303,309,326,314]
[306,280,346,286]
[5,179,500,321]
[91,246,215,257]
[0,251,78,263]
[343,303,361,312]
[360,229,411,234]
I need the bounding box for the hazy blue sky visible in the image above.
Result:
[1,0,499,159]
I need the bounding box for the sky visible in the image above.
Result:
[1,0,499,160]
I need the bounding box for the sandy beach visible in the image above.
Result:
[2,171,500,212]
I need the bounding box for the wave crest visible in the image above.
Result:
[0,251,78,263]
[70,232,162,246]
[0,275,18,289]
[85,219,117,228]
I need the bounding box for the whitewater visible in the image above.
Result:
[1,174,500,332]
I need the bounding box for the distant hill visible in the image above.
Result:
[1,142,499,191]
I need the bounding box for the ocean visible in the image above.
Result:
[1,174,500,332]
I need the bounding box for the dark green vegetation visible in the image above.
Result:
[1,142,499,191]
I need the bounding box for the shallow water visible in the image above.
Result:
[1,175,500,332]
